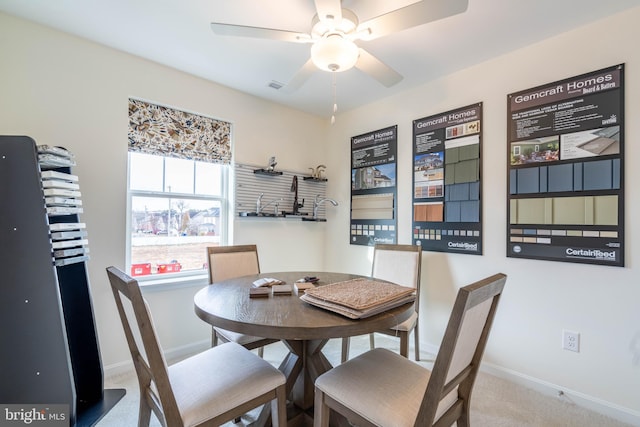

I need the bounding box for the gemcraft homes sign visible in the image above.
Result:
[411,103,483,255]
[506,64,624,267]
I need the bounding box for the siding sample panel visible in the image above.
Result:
[573,163,583,191]
[553,197,587,225]
[594,195,618,225]
[460,201,480,222]
[539,166,548,192]
[414,204,427,222]
[458,143,480,161]
[426,203,444,222]
[445,163,456,185]
[517,167,540,194]
[583,160,613,191]
[454,159,479,183]
[445,147,459,164]
[612,158,620,188]
[548,163,574,192]
[445,201,461,222]
[448,183,470,201]
[509,170,517,195]
[352,208,394,220]
[352,194,394,209]
[515,198,546,224]
[469,182,480,200]
[510,199,518,224]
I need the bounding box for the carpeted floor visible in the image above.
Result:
[99,335,632,427]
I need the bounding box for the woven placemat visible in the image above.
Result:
[302,278,415,311]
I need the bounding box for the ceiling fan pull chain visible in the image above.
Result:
[331,72,337,125]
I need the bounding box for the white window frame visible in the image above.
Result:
[125,153,230,287]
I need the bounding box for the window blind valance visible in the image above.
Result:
[128,98,231,165]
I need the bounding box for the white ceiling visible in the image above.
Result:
[1,0,639,117]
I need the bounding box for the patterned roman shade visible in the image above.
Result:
[128,98,231,165]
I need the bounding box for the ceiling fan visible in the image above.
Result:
[210,0,469,92]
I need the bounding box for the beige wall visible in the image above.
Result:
[324,7,640,423]
[0,12,328,369]
[2,6,640,424]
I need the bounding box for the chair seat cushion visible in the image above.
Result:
[316,348,456,427]
[214,326,270,346]
[169,342,285,427]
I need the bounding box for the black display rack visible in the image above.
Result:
[0,136,124,426]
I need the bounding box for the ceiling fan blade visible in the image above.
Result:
[210,22,311,43]
[355,48,403,87]
[314,0,342,24]
[281,58,317,93]
[357,0,468,41]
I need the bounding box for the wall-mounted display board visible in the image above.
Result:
[411,103,483,255]
[235,163,328,219]
[350,125,397,246]
[507,64,624,266]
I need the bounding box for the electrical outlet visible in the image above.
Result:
[562,330,580,352]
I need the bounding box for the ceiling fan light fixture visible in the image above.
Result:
[311,34,359,72]
[311,9,358,38]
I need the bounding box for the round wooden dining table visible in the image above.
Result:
[193,271,415,427]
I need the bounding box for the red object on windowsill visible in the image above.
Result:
[131,263,152,276]
[157,262,182,273]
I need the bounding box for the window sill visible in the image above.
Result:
[137,272,209,292]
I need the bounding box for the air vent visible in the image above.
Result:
[268,81,284,90]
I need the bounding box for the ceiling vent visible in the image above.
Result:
[268,81,284,90]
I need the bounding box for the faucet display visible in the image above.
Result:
[257,193,283,215]
[290,175,304,215]
[313,194,338,219]
[256,193,264,213]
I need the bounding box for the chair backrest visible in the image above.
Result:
[415,273,507,427]
[207,244,260,284]
[106,266,180,425]
[372,243,422,311]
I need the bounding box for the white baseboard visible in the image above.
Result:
[480,362,640,426]
[421,341,639,426]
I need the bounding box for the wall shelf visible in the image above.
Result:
[236,163,331,220]
[253,168,283,176]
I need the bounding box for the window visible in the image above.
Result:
[127,99,232,279]
[127,152,229,278]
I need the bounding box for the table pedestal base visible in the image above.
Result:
[252,339,348,427]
